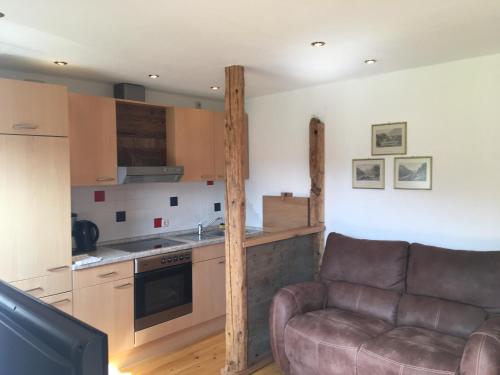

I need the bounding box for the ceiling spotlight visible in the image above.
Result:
[148,74,160,79]
[311,41,326,47]
[54,61,68,66]
[364,59,377,65]
[210,86,220,91]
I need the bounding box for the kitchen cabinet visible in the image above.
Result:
[41,291,73,316]
[0,134,71,282]
[166,107,215,181]
[192,255,226,324]
[10,268,72,299]
[213,112,250,180]
[69,93,118,186]
[0,77,68,137]
[167,108,249,181]
[73,275,134,355]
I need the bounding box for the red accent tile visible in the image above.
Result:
[206,180,214,186]
[94,191,105,202]
[154,218,162,228]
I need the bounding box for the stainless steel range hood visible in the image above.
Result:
[117,166,184,184]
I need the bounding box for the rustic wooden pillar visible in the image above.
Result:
[223,65,247,375]
[309,118,325,276]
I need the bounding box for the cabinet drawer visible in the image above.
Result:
[73,261,133,289]
[0,78,68,137]
[41,291,73,315]
[193,243,225,263]
[11,268,72,298]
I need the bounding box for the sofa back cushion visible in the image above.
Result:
[327,281,401,324]
[408,243,500,313]
[398,294,487,338]
[320,233,409,291]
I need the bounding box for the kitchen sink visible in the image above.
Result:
[171,228,259,242]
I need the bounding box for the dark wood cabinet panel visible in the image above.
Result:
[116,102,166,166]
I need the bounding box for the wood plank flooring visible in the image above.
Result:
[121,333,282,375]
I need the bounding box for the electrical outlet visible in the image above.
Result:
[162,219,169,227]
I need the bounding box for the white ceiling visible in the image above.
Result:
[1,0,500,99]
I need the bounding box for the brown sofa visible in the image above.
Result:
[269,233,500,375]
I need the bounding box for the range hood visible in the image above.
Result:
[117,166,184,184]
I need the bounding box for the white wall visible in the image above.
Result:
[0,67,224,111]
[72,182,225,242]
[246,53,500,250]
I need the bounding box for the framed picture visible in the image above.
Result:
[394,157,432,190]
[352,159,385,189]
[372,122,407,155]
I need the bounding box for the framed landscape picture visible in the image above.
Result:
[372,122,407,155]
[394,157,432,190]
[352,159,385,189]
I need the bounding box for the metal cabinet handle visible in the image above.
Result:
[13,123,39,130]
[96,177,115,182]
[25,287,44,293]
[114,283,132,290]
[201,175,214,179]
[50,298,71,306]
[98,272,117,278]
[47,265,69,272]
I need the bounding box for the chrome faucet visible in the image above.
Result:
[197,223,203,236]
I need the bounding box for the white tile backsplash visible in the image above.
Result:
[72,181,225,242]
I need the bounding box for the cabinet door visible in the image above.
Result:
[73,278,134,355]
[168,108,215,181]
[192,256,226,324]
[0,135,71,282]
[41,292,73,316]
[213,112,249,180]
[69,93,117,186]
[0,78,68,137]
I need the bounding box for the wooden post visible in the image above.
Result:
[223,65,247,375]
[309,118,325,277]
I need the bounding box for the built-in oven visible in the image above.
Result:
[134,249,192,331]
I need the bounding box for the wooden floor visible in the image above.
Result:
[121,333,282,375]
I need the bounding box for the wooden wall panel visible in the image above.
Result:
[246,234,315,367]
[263,195,310,231]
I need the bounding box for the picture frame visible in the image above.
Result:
[372,122,407,155]
[352,159,385,189]
[394,156,432,190]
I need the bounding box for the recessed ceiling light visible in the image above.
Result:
[364,59,377,65]
[210,86,220,91]
[311,41,326,47]
[149,74,160,79]
[54,61,68,66]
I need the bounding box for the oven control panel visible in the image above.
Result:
[134,250,192,273]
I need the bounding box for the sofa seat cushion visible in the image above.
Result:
[357,327,466,375]
[285,308,393,375]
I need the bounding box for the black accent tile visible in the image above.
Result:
[214,202,221,212]
[170,196,178,207]
[116,211,126,222]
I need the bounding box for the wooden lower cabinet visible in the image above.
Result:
[192,256,226,324]
[73,277,134,355]
[41,291,73,316]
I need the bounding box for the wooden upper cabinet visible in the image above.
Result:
[69,93,118,186]
[0,78,68,137]
[166,107,215,181]
[213,112,250,181]
[0,135,71,282]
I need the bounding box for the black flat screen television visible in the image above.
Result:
[0,281,108,375]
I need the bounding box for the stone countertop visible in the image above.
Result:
[72,227,264,271]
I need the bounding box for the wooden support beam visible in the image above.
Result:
[223,65,247,375]
[309,118,325,277]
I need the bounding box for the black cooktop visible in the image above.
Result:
[109,238,185,253]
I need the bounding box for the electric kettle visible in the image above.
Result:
[73,220,100,253]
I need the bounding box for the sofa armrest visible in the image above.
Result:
[461,316,500,375]
[269,281,327,374]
